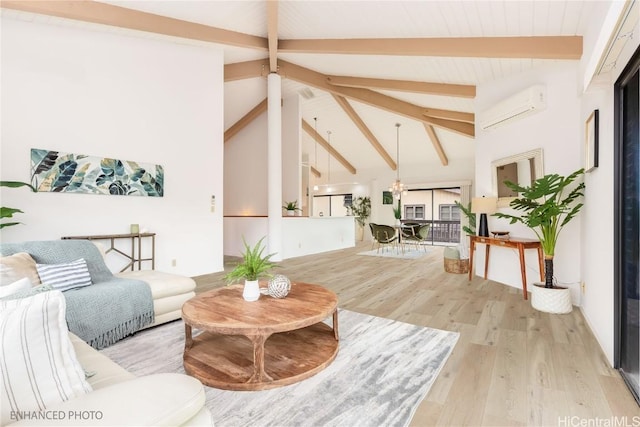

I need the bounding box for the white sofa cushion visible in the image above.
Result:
[7,374,207,427]
[0,277,31,298]
[69,333,134,390]
[116,270,195,299]
[0,291,92,425]
[153,293,195,317]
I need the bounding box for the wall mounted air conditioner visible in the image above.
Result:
[479,85,547,130]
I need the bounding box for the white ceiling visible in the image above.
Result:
[3,1,609,183]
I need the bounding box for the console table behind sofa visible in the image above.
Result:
[62,232,155,272]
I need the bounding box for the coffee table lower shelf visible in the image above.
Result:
[183,322,339,391]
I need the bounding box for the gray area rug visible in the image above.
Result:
[357,248,430,259]
[101,309,459,427]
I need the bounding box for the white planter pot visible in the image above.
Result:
[287,210,295,216]
[243,279,260,302]
[530,283,572,314]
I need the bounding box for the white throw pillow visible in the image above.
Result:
[0,277,31,298]
[36,258,92,291]
[0,291,92,425]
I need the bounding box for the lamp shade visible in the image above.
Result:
[471,197,498,214]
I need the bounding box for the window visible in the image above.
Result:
[439,204,460,221]
[404,204,425,220]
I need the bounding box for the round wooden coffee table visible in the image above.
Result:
[181,282,339,391]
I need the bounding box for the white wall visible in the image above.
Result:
[474,62,583,301]
[579,7,640,365]
[282,95,302,207]
[223,216,354,259]
[0,17,225,276]
[224,111,269,216]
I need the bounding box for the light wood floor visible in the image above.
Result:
[194,241,640,426]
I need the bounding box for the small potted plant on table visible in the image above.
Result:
[283,200,301,216]
[493,169,585,314]
[224,236,276,301]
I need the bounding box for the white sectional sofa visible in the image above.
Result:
[0,240,196,348]
[116,270,195,328]
[1,290,212,426]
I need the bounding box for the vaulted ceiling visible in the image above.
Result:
[2,1,605,184]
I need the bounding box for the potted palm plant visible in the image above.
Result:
[224,236,277,301]
[493,168,585,314]
[347,196,371,241]
[282,200,301,216]
[1,181,37,229]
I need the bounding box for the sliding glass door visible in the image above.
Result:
[615,45,640,404]
[401,187,461,245]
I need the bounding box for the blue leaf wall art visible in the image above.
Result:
[30,149,164,197]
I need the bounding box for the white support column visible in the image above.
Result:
[267,73,283,261]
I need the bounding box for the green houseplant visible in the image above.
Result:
[493,169,585,313]
[454,201,476,236]
[392,199,402,224]
[283,200,301,216]
[224,236,276,301]
[1,181,37,229]
[347,196,371,241]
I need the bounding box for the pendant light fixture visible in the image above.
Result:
[390,123,407,199]
[313,117,319,191]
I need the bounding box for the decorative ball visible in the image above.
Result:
[268,274,291,298]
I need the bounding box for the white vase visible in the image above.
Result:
[530,283,572,314]
[243,279,260,302]
[287,210,295,216]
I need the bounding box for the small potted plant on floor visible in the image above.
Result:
[283,200,301,216]
[347,196,371,241]
[442,201,476,274]
[493,169,585,314]
[224,236,276,301]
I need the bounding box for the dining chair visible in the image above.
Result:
[371,223,399,253]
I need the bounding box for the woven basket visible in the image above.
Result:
[444,258,469,274]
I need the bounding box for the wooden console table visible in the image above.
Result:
[468,235,544,300]
[61,232,155,272]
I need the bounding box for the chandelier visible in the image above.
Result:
[390,123,407,199]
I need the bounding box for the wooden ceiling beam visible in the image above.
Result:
[331,95,397,171]
[279,36,583,59]
[279,60,474,137]
[267,1,279,73]
[2,1,268,50]
[423,108,474,124]
[327,75,476,98]
[302,119,357,175]
[310,166,321,178]
[424,124,449,166]
[224,59,270,82]
[224,98,268,143]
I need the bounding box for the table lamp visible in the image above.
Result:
[471,196,498,237]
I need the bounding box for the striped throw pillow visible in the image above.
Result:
[36,258,92,291]
[0,291,92,425]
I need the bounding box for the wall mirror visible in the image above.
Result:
[491,148,544,207]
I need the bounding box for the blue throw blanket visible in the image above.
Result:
[0,240,154,349]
